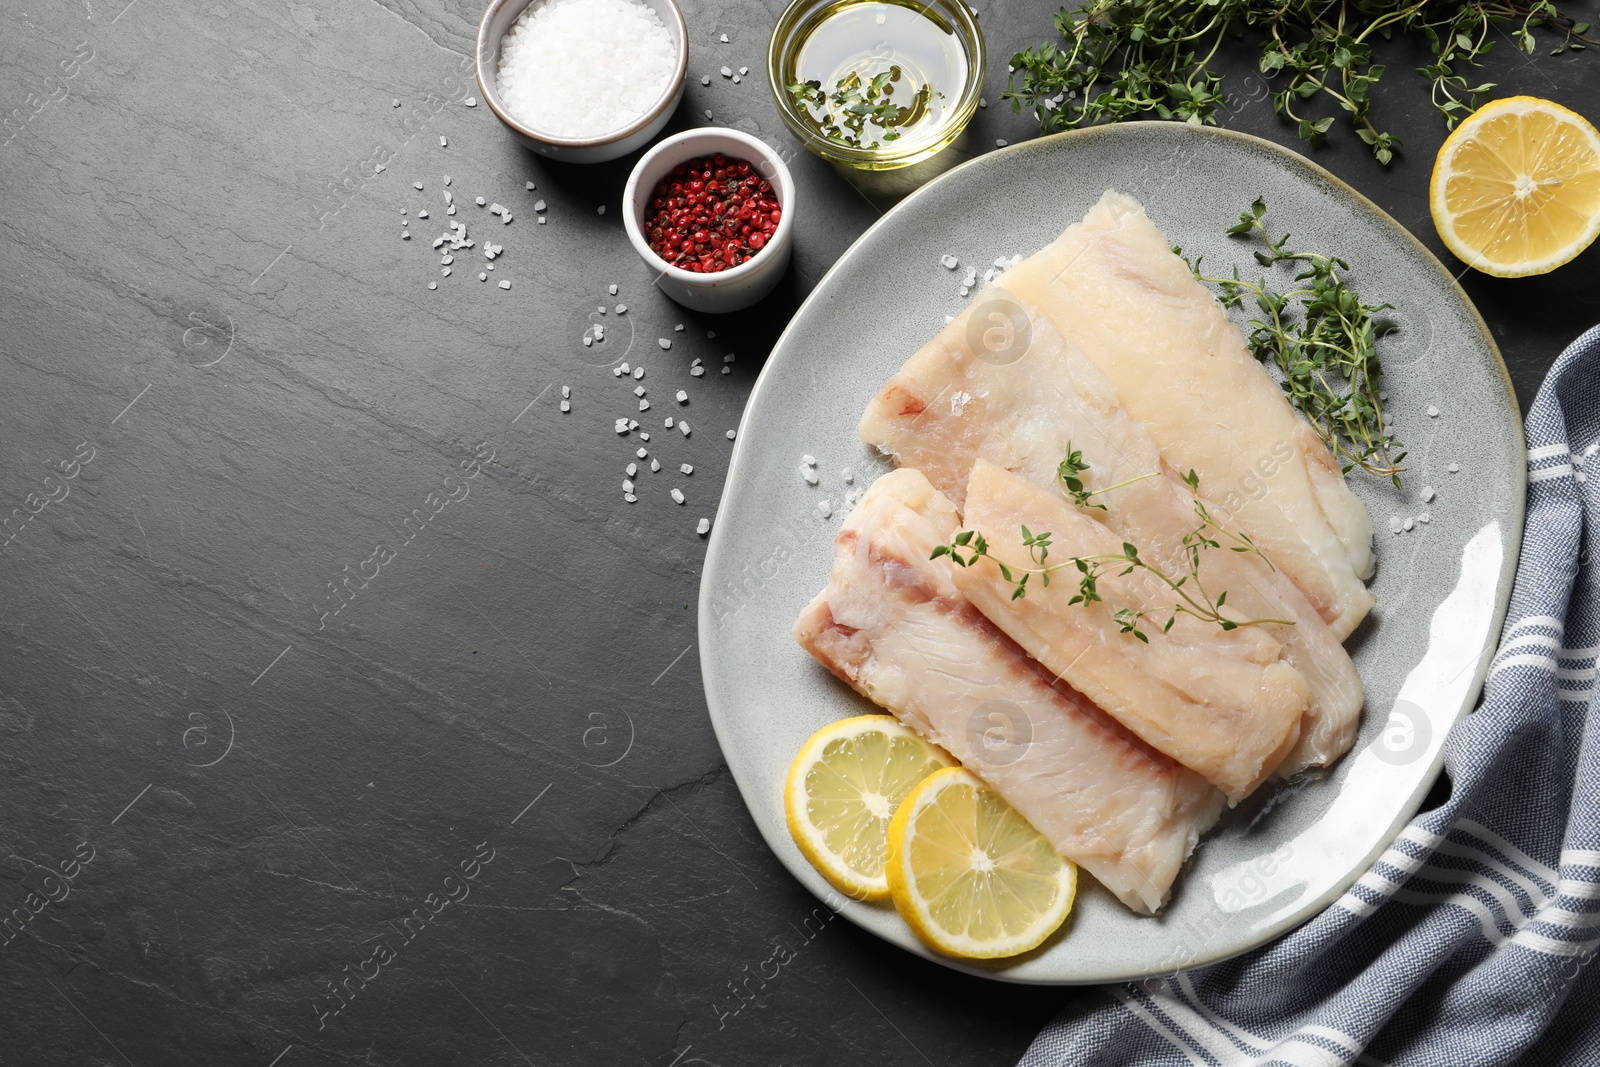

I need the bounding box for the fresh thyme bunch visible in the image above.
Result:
[1005,0,1594,163]
[1184,199,1406,485]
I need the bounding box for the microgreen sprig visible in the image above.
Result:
[1183,198,1406,486]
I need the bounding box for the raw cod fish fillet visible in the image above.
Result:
[1001,190,1376,639]
[858,285,1363,775]
[956,459,1307,803]
[793,469,1225,913]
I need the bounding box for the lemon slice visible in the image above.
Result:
[785,715,955,900]
[1431,95,1600,277]
[885,767,1076,959]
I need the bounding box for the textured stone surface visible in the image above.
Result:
[0,1,1595,1064]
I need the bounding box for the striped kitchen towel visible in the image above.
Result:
[1021,325,1600,1067]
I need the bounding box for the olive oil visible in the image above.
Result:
[783,0,968,152]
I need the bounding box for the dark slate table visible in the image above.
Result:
[2,1,1597,1064]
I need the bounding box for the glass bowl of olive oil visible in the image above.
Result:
[768,0,984,171]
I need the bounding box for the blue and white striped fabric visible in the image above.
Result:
[1022,325,1600,1067]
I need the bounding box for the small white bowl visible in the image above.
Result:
[622,129,796,314]
[476,0,687,164]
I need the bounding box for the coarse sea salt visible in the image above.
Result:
[497,0,677,139]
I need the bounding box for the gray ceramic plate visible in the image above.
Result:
[697,123,1524,984]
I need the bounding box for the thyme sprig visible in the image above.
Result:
[1056,442,1158,510]
[1004,0,1594,164]
[931,464,1287,642]
[1183,198,1406,486]
[786,66,936,150]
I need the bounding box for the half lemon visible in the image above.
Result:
[784,715,954,900]
[1431,95,1600,277]
[885,766,1077,959]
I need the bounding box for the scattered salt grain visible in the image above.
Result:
[538,217,546,224]
[940,254,959,270]
[1427,405,1440,418]
[733,75,741,83]
[979,97,987,108]
[671,488,685,504]
[634,385,646,397]
[394,98,401,107]
[725,429,736,440]
[675,324,684,332]
[418,210,429,219]
[1389,517,1403,534]
[560,400,570,413]
[637,447,648,458]
[466,97,477,107]
[1421,485,1436,503]
[624,493,637,503]
[680,463,693,475]
[609,284,618,295]
[691,366,704,376]
[496,0,678,139]
[1403,517,1415,532]
[624,478,635,493]
[719,32,729,42]
[401,231,411,240]
[639,432,648,440]
[413,181,424,190]
[598,205,606,215]
[525,180,534,190]
[679,421,691,436]
[996,139,1008,147]
[802,454,816,465]
[534,200,548,212]
[428,281,437,290]
[615,419,630,434]
[676,390,688,403]
[723,353,735,362]
[626,463,637,476]
[665,417,674,428]
[1419,512,1431,524]
[650,458,660,472]
[739,66,749,75]
[697,518,710,536]
[639,399,650,411]
[658,338,672,349]
[479,272,487,281]
[702,75,711,85]
[499,280,512,289]
[721,366,730,375]
[620,362,631,373]
[616,304,627,314]
[818,500,832,518]
[633,366,645,380]
[801,465,819,485]
[721,66,733,77]
[476,196,486,206]
[842,469,853,484]
[1448,462,1460,473]
[440,136,448,147]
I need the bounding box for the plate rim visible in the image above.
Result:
[698,120,1526,984]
